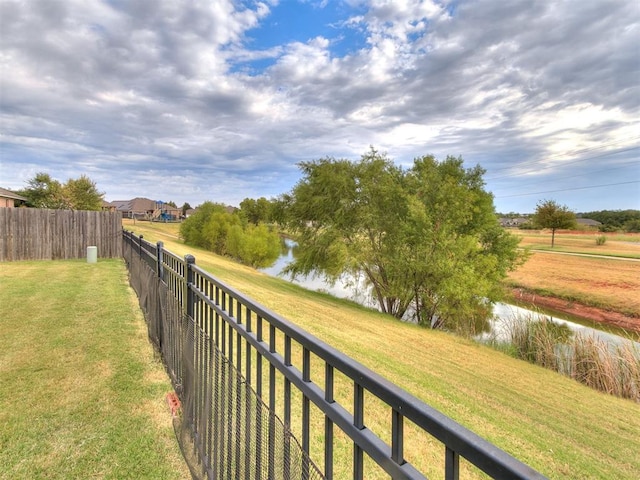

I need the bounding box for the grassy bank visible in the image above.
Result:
[506,251,640,318]
[0,259,190,479]
[124,219,640,479]
[507,230,640,318]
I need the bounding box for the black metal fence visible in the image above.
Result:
[123,230,546,480]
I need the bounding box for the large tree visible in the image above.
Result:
[63,175,104,210]
[20,172,104,210]
[239,197,274,225]
[180,201,280,267]
[281,148,524,331]
[19,172,66,209]
[531,200,577,247]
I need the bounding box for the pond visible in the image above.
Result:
[262,239,640,348]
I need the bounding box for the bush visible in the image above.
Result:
[595,235,607,246]
[571,334,640,400]
[180,201,280,268]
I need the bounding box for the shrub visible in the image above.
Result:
[571,334,640,400]
[595,235,607,246]
[485,313,639,401]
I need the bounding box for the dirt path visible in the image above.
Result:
[510,288,640,334]
[527,249,640,262]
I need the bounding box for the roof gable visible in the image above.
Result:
[0,187,28,201]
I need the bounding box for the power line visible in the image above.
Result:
[485,145,640,181]
[495,180,640,198]
[494,159,640,191]
[484,137,640,177]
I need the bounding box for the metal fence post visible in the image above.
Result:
[139,235,144,257]
[157,241,164,280]
[185,254,196,318]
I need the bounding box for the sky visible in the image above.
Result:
[1,0,639,214]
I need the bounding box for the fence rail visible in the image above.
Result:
[123,230,546,480]
[0,208,122,261]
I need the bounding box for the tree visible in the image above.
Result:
[282,148,525,330]
[179,201,280,268]
[19,172,66,209]
[531,200,577,247]
[624,219,640,233]
[63,175,104,210]
[226,223,281,268]
[20,172,104,210]
[239,197,274,225]
[180,202,228,249]
[180,202,192,216]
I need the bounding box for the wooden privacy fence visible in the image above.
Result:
[0,208,122,261]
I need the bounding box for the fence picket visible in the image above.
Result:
[0,209,122,261]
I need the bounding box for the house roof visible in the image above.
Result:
[576,218,602,226]
[111,197,157,212]
[0,187,27,201]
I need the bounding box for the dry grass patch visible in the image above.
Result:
[514,230,640,257]
[507,252,640,317]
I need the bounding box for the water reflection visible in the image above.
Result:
[262,238,639,347]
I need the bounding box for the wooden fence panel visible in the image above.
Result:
[0,209,122,261]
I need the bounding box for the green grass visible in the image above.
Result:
[0,259,189,480]
[125,220,640,479]
[512,230,640,259]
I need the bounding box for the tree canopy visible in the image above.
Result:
[239,197,275,225]
[578,209,640,232]
[179,201,281,268]
[281,148,524,331]
[63,175,104,210]
[19,172,103,210]
[532,199,577,247]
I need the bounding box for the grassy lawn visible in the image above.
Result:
[506,252,640,317]
[0,259,190,480]
[124,219,640,479]
[513,230,640,258]
[505,231,640,318]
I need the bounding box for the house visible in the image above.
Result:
[576,218,602,228]
[112,197,157,219]
[499,217,529,227]
[0,187,27,208]
[111,197,181,221]
[101,200,117,212]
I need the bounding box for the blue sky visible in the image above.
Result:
[1,0,638,213]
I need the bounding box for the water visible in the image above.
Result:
[262,239,639,347]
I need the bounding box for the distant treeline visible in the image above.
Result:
[577,209,640,232]
[497,209,640,232]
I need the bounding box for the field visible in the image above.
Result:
[122,219,640,479]
[513,229,640,258]
[506,230,640,323]
[0,260,191,479]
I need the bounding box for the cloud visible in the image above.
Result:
[1,0,638,212]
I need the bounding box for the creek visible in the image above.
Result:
[262,239,639,348]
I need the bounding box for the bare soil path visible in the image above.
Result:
[510,288,640,334]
